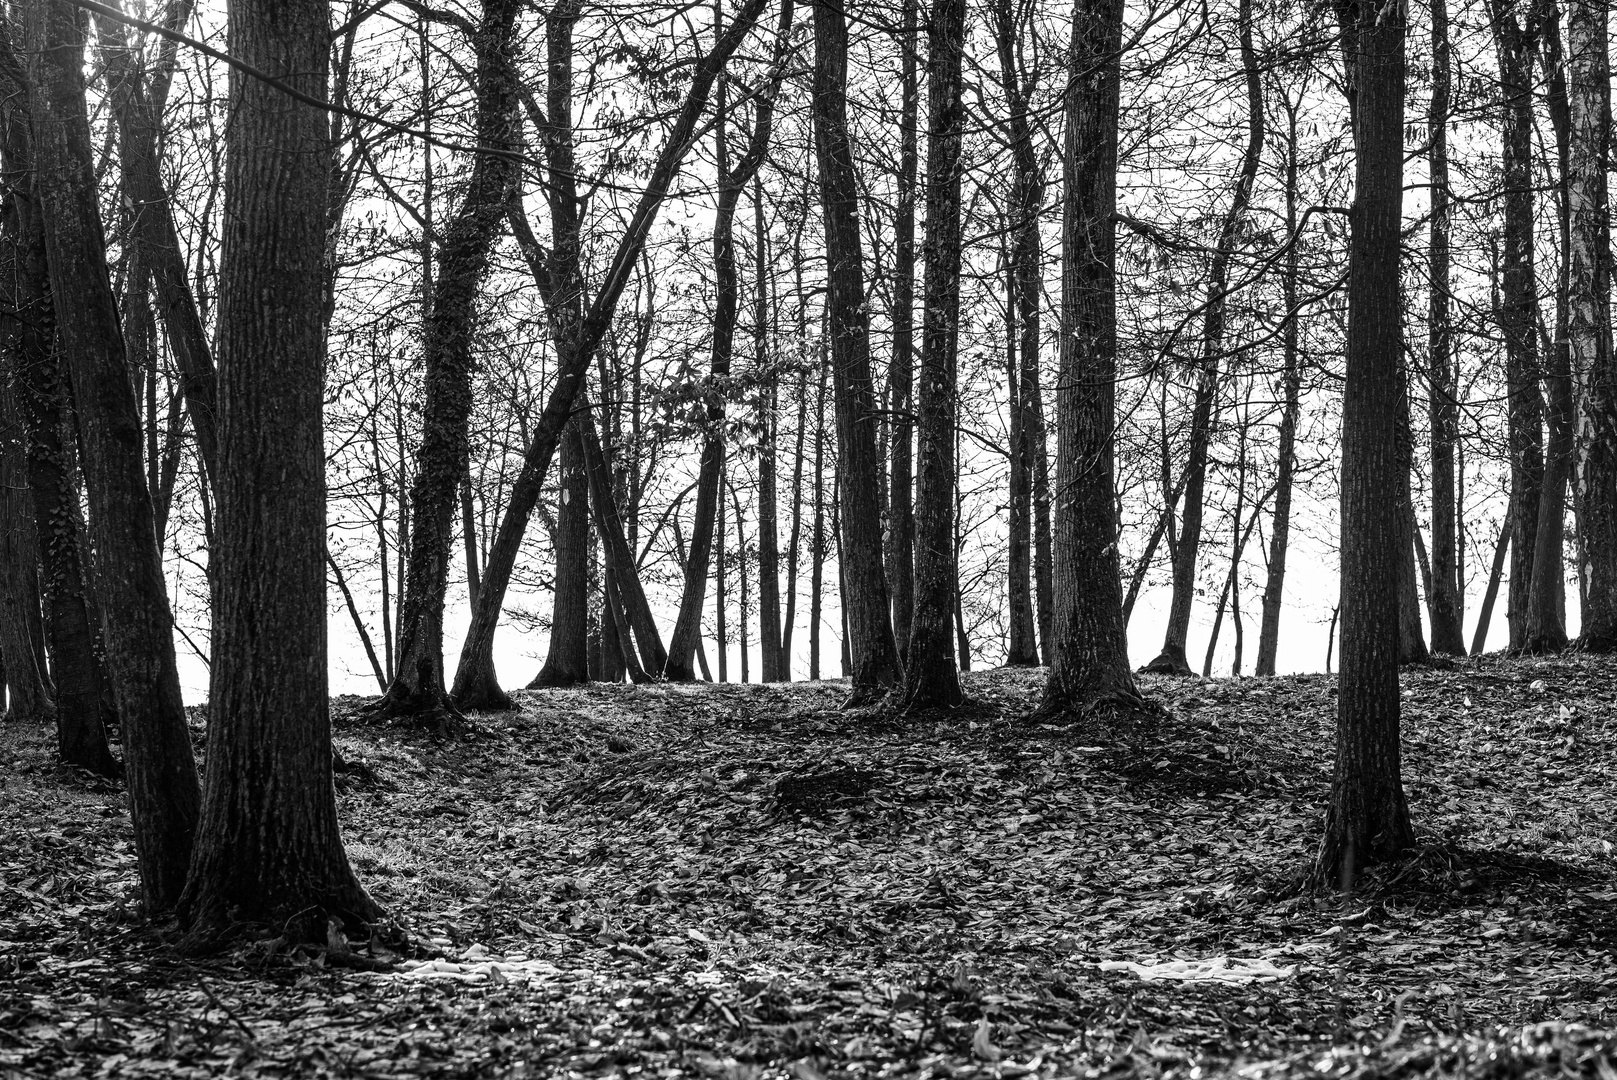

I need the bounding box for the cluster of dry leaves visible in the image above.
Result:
[2,654,1616,1078]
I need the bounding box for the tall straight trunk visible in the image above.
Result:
[902,0,967,711]
[733,481,750,682]
[378,0,520,721]
[1256,93,1304,676]
[781,360,808,670]
[886,0,918,660]
[717,459,729,682]
[453,0,770,702]
[1038,0,1144,717]
[0,375,50,724]
[179,0,378,940]
[809,353,827,680]
[1147,0,1262,676]
[1568,0,1617,650]
[813,0,901,702]
[1002,243,1038,664]
[24,0,199,910]
[1491,0,1544,652]
[1526,0,1575,652]
[1313,0,1414,885]
[530,419,590,686]
[0,111,116,771]
[1426,0,1465,655]
[993,0,1047,667]
[755,185,785,681]
[667,1,792,680]
[1396,372,1431,663]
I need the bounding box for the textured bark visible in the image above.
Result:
[668,0,793,682]
[808,357,827,681]
[1568,0,1617,650]
[25,0,198,910]
[755,191,785,682]
[1395,372,1431,663]
[530,420,590,687]
[1003,250,1038,665]
[452,0,768,700]
[179,0,379,941]
[0,369,50,725]
[886,0,918,660]
[1256,95,1303,676]
[1491,0,1545,652]
[1038,0,1145,718]
[1313,0,1415,885]
[375,0,520,720]
[901,0,967,710]
[0,63,115,772]
[813,0,901,702]
[1426,0,1466,655]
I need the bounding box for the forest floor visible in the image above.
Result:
[3,654,1617,1079]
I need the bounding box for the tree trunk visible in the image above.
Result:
[581,401,666,675]
[755,186,785,682]
[24,0,199,910]
[0,371,50,725]
[1256,91,1304,677]
[1313,0,1415,885]
[886,0,918,661]
[1426,0,1466,655]
[1471,505,1513,654]
[1038,0,1146,718]
[809,353,827,681]
[377,0,520,721]
[901,0,967,711]
[1002,246,1038,664]
[452,0,770,702]
[1568,0,1617,650]
[812,0,901,703]
[1491,0,1545,653]
[530,419,590,687]
[179,0,379,942]
[1396,370,1431,663]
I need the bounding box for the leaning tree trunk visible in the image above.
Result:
[1492,0,1545,653]
[813,0,901,702]
[25,0,199,911]
[0,126,116,772]
[1568,0,1617,651]
[1313,0,1415,886]
[1395,371,1431,663]
[1038,0,1146,718]
[451,0,770,703]
[375,0,520,722]
[530,419,590,687]
[901,0,967,710]
[1426,0,1466,655]
[178,0,380,943]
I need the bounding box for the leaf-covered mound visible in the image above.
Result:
[3,654,1616,1078]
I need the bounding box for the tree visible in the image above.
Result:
[530,420,591,687]
[901,0,967,710]
[1038,0,1145,718]
[812,0,902,703]
[24,0,199,911]
[886,0,918,660]
[1568,0,1617,651]
[1313,0,1414,884]
[179,0,379,941]
[1426,0,1466,655]
[374,0,521,723]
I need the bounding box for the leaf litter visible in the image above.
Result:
[2,653,1616,1078]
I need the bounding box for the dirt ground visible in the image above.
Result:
[3,654,1616,1078]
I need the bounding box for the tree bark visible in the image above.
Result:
[1426,0,1466,655]
[886,0,918,661]
[179,0,379,941]
[755,187,785,682]
[0,366,51,725]
[1038,0,1146,718]
[24,0,199,910]
[813,0,902,703]
[581,400,666,676]
[901,0,967,710]
[1313,0,1415,885]
[530,419,590,687]
[1568,0,1617,650]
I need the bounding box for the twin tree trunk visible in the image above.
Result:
[1569,0,1617,651]
[27,0,199,911]
[812,0,902,703]
[378,0,520,722]
[1039,0,1144,717]
[902,0,967,710]
[1315,0,1414,884]
[179,0,378,939]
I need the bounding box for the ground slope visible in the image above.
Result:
[2,655,1616,1078]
